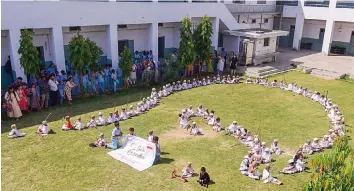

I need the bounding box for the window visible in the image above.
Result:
[264,18,269,23]
[158,23,163,27]
[251,19,257,24]
[320,28,325,33]
[118,25,127,29]
[69,26,81,31]
[257,0,266,4]
[264,38,270,47]
[233,0,245,3]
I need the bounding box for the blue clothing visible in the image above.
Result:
[47,67,56,75]
[58,84,64,105]
[61,74,68,81]
[106,137,119,150]
[148,54,153,59]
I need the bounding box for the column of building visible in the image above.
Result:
[107,24,119,69]
[292,0,305,50]
[50,26,66,73]
[212,17,220,51]
[321,0,336,55]
[148,22,159,60]
[8,28,26,82]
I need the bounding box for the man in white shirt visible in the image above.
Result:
[48,74,59,106]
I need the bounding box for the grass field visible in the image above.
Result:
[2,71,354,191]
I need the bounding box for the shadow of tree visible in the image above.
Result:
[1,88,152,133]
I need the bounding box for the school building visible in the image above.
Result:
[1,0,354,87]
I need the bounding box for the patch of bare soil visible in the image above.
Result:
[161,125,217,139]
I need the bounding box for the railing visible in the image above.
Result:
[304,1,329,7]
[276,1,298,6]
[336,1,354,8]
[226,4,283,13]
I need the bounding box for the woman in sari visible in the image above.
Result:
[64,77,77,104]
[16,85,28,111]
[29,83,41,111]
[5,86,22,121]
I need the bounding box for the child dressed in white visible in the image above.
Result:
[87,115,98,128]
[128,105,137,117]
[207,113,215,125]
[120,108,128,120]
[197,105,204,117]
[262,148,272,163]
[179,111,188,129]
[97,112,106,126]
[271,139,281,155]
[95,133,107,147]
[187,80,193,89]
[190,121,202,136]
[74,117,85,130]
[226,121,238,134]
[246,76,253,84]
[37,120,50,136]
[147,130,154,142]
[262,164,282,185]
[182,163,194,178]
[187,105,195,117]
[213,117,222,132]
[8,124,26,139]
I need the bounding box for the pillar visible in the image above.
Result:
[292,0,305,50]
[212,17,219,51]
[292,14,304,50]
[107,24,118,69]
[50,26,66,72]
[236,36,241,54]
[321,0,336,55]
[148,22,158,60]
[8,28,26,82]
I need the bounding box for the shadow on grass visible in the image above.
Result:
[1,87,152,133]
[157,157,175,165]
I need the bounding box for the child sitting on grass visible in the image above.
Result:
[37,120,50,136]
[8,124,26,139]
[197,167,210,187]
[62,116,73,131]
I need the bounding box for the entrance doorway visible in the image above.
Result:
[158,36,165,59]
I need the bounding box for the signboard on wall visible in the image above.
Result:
[108,136,156,171]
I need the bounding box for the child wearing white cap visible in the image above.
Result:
[128,105,137,117]
[271,139,281,155]
[295,155,305,172]
[262,164,282,185]
[97,112,106,126]
[190,121,202,136]
[320,135,331,149]
[311,138,323,152]
[226,121,238,134]
[245,76,253,84]
[262,148,272,163]
[37,121,50,136]
[74,117,85,130]
[302,140,314,155]
[150,88,157,99]
[8,124,26,139]
[120,108,128,121]
[179,110,188,129]
[95,133,106,147]
[187,105,195,118]
[87,115,98,128]
[280,159,298,174]
[213,117,222,132]
[240,152,252,176]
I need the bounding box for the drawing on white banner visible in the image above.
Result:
[108,135,156,171]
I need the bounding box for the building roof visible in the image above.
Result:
[224,28,289,39]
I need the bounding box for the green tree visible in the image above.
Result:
[304,136,354,191]
[86,38,103,72]
[119,46,133,80]
[178,16,194,68]
[193,15,213,65]
[68,32,91,74]
[17,29,41,78]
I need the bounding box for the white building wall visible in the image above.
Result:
[302,20,326,39]
[333,22,354,43]
[254,37,277,56]
[223,35,239,53]
[63,25,109,56]
[158,23,180,48]
[280,18,296,31]
[234,14,274,30]
[32,28,53,62]
[118,24,149,51]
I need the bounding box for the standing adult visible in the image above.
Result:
[4,86,22,121]
[48,74,59,106]
[217,56,225,75]
[64,77,77,104]
[39,76,50,109]
[230,53,238,75]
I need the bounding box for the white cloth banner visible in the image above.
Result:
[108,135,156,171]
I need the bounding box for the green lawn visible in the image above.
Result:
[2,71,353,191]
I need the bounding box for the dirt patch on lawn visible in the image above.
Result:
[161,125,218,139]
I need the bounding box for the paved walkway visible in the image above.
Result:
[277,48,354,75]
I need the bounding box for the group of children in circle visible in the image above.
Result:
[7,74,346,186]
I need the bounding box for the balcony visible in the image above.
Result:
[336,1,354,8]
[276,1,298,6]
[304,1,329,7]
[226,4,283,14]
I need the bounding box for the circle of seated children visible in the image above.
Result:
[7,75,346,186]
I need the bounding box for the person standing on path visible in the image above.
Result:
[48,74,59,106]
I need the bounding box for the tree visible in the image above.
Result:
[193,15,213,65]
[304,136,354,191]
[68,32,91,74]
[86,38,103,72]
[178,16,194,69]
[119,46,133,80]
[17,29,41,78]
